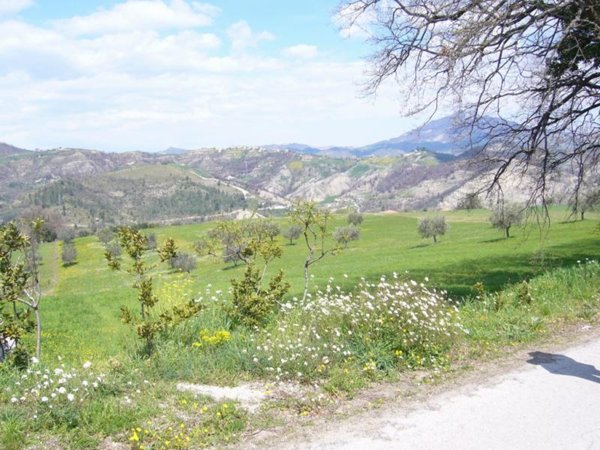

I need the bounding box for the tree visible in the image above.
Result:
[0,222,33,363]
[347,211,364,226]
[97,228,114,246]
[457,193,483,211]
[256,221,281,242]
[146,233,157,250]
[333,225,360,248]
[196,218,288,326]
[282,225,303,245]
[339,0,600,204]
[571,188,600,221]
[195,219,281,267]
[0,220,46,361]
[105,228,201,355]
[418,216,447,243]
[169,252,197,273]
[490,204,524,238]
[61,241,77,266]
[290,202,341,300]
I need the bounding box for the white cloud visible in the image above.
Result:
[282,44,318,59]
[0,0,34,16]
[54,0,219,36]
[0,1,419,151]
[226,20,274,53]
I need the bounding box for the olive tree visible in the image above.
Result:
[347,211,364,226]
[570,188,600,221]
[282,225,303,245]
[61,241,77,266]
[195,219,289,327]
[333,225,360,248]
[417,216,447,243]
[339,0,600,204]
[490,204,524,238]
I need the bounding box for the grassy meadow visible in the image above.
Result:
[35,207,599,362]
[2,206,600,449]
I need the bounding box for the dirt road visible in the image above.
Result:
[269,332,600,449]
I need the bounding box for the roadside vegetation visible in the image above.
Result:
[1,205,599,449]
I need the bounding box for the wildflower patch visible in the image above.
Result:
[250,274,465,381]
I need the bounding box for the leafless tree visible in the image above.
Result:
[339,0,600,204]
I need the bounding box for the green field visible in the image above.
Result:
[3,207,600,449]
[34,207,600,362]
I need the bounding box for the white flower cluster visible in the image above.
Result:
[251,273,465,381]
[5,361,105,412]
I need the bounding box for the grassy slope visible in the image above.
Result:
[36,208,600,362]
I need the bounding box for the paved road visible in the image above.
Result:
[282,336,600,450]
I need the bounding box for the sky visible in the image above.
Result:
[0,0,436,152]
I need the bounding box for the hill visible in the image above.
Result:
[0,115,582,230]
[269,115,504,157]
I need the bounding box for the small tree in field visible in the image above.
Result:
[347,211,364,226]
[418,216,447,243]
[61,241,77,266]
[490,204,524,238]
[282,225,302,245]
[290,201,342,300]
[456,193,483,211]
[170,252,197,273]
[97,228,114,245]
[105,228,201,355]
[333,225,360,248]
[570,189,600,221]
[195,218,289,327]
[0,219,47,362]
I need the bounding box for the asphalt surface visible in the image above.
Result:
[281,335,600,450]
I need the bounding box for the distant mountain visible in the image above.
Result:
[265,114,505,157]
[0,142,29,156]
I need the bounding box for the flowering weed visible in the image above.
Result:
[250,274,465,381]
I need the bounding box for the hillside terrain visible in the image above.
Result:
[1,209,598,450]
[0,116,580,229]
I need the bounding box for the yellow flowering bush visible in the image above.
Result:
[192,329,231,348]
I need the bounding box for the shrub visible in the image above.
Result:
[146,233,157,250]
[347,211,364,226]
[61,241,77,266]
[250,274,464,381]
[97,228,114,245]
[333,225,360,248]
[105,241,121,258]
[228,266,289,328]
[170,253,197,273]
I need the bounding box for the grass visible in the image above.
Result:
[2,207,600,449]
[29,207,600,362]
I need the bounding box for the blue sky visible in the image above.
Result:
[0,0,433,152]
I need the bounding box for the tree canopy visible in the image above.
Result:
[339,0,600,202]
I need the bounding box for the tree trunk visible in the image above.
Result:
[581,210,585,221]
[303,259,310,302]
[433,235,437,243]
[505,226,510,238]
[34,306,41,360]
